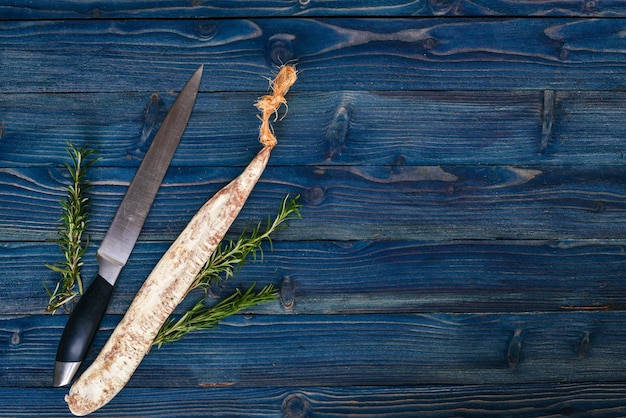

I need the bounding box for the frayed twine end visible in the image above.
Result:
[255,65,297,149]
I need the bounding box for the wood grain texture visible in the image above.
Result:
[3,240,626,315]
[4,312,626,388]
[0,90,544,167]
[1,0,623,18]
[3,383,626,417]
[1,164,624,241]
[3,90,626,168]
[3,19,626,92]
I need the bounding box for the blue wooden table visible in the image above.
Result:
[2,2,626,416]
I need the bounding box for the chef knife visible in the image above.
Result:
[53,65,204,387]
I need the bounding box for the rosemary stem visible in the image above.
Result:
[45,141,99,314]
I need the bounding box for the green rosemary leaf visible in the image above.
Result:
[153,283,278,348]
[45,141,100,314]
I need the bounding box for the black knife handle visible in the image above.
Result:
[55,274,114,362]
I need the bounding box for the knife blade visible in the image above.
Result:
[53,65,204,387]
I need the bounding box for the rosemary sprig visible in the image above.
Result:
[153,283,277,348]
[189,194,301,293]
[154,195,301,347]
[45,142,99,314]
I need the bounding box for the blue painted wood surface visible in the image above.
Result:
[1,2,626,417]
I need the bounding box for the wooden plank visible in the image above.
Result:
[3,19,626,92]
[1,164,624,241]
[4,312,626,387]
[4,240,626,315]
[3,90,626,168]
[1,0,623,19]
[3,383,626,417]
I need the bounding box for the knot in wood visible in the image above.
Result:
[303,186,325,205]
[507,329,523,368]
[279,276,296,310]
[266,34,296,67]
[194,21,217,39]
[282,393,310,418]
